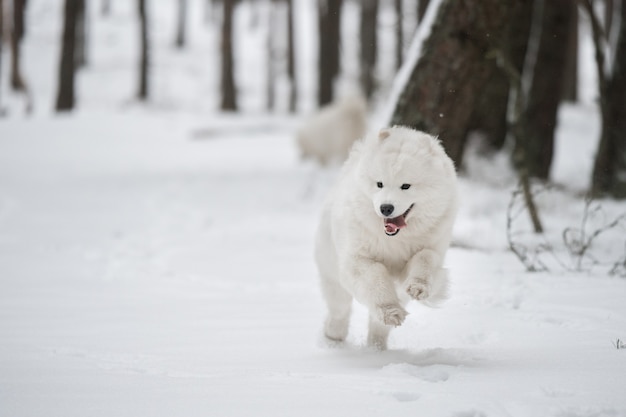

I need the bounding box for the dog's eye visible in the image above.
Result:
[377,182,383,188]
[400,184,411,190]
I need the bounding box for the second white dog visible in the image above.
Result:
[315,126,458,350]
[296,95,367,165]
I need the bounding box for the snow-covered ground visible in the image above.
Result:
[1,1,625,417]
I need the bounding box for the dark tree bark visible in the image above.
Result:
[221,0,237,110]
[417,0,429,23]
[390,0,517,168]
[466,0,533,151]
[13,0,26,40]
[562,2,578,102]
[10,0,27,91]
[318,0,342,106]
[56,0,80,111]
[75,0,87,69]
[605,0,614,35]
[591,0,626,197]
[517,0,572,180]
[360,0,378,99]
[287,0,297,112]
[175,0,188,48]
[137,0,149,100]
[395,0,403,70]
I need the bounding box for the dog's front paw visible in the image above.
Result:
[406,280,430,301]
[375,303,408,327]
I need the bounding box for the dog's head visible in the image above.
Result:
[356,127,457,236]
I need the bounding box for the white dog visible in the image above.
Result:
[296,95,367,165]
[315,126,458,350]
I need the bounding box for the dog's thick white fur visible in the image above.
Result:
[296,95,367,165]
[315,126,458,350]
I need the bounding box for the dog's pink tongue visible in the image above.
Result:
[384,216,406,234]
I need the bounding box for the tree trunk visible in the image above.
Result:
[592,0,626,198]
[13,0,25,39]
[0,0,4,115]
[604,0,614,36]
[175,0,187,48]
[287,0,297,112]
[390,0,516,168]
[417,0,429,23]
[360,0,378,99]
[318,0,342,106]
[562,2,578,102]
[466,0,533,151]
[517,0,572,180]
[10,0,27,91]
[394,0,403,70]
[56,0,80,111]
[221,0,237,110]
[137,0,149,100]
[75,0,87,69]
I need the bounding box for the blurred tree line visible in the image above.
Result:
[0,0,624,198]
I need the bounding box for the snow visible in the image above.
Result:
[1,1,626,417]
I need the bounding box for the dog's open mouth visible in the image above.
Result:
[384,204,414,236]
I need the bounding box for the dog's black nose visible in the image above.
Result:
[380,204,394,217]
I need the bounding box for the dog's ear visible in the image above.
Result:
[427,136,456,174]
[429,136,446,157]
[378,129,390,141]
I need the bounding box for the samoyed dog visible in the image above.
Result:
[296,95,367,165]
[315,126,458,350]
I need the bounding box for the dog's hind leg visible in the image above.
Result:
[320,276,352,342]
[367,315,392,350]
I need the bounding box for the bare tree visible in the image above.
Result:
[562,2,578,102]
[394,0,403,70]
[137,0,149,100]
[583,0,626,197]
[75,0,87,69]
[516,0,573,180]
[266,0,297,112]
[605,0,614,35]
[360,0,378,99]
[56,0,80,111]
[221,0,237,110]
[286,0,297,112]
[417,0,429,23]
[493,45,544,234]
[466,0,533,151]
[318,0,342,106]
[175,0,188,48]
[10,0,31,110]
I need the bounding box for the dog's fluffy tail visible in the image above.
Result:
[422,268,450,307]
